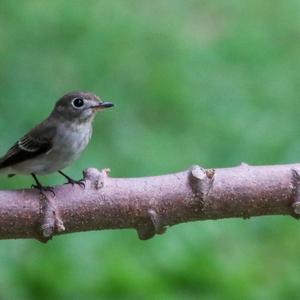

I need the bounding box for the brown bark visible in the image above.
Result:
[0,163,299,243]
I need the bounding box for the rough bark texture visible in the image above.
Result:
[0,163,299,243]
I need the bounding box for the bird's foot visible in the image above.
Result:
[58,170,85,189]
[31,184,56,197]
[65,178,86,189]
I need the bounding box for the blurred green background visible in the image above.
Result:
[0,0,300,299]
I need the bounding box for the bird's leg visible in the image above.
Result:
[30,174,64,240]
[31,173,55,196]
[58,170,85,189]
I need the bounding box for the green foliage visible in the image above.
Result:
[1,1,300,299]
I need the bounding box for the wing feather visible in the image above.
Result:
[0,123,56,169]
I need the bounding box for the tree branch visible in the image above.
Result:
[0,163,299,243]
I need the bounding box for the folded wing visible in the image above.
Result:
[0,125,55,169]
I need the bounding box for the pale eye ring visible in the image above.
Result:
[72,97,84,108]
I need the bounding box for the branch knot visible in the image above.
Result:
[83,167,110,189]
[291,168,300,216]
[189,165,215,208]
[38,193,65,243]
[136,209,167,240]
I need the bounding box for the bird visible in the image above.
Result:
[0,91,114,193]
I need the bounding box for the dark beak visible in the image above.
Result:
[92,101,114,110]
[101,102,114,108]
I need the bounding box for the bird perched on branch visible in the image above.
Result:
[0,91,114,193]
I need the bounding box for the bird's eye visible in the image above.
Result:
[72,97,84,108]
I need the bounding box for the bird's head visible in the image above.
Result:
[52,91,114,123]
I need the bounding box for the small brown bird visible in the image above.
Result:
[0,91,114,192]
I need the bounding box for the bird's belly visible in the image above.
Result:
[7,153,75,175]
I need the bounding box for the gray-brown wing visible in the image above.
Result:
[0,124,56,169]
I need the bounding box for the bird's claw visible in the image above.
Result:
[65,178,86,189]
[31,184,56,197]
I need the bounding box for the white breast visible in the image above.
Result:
[54,121,93,158]
[48,121,93,171]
